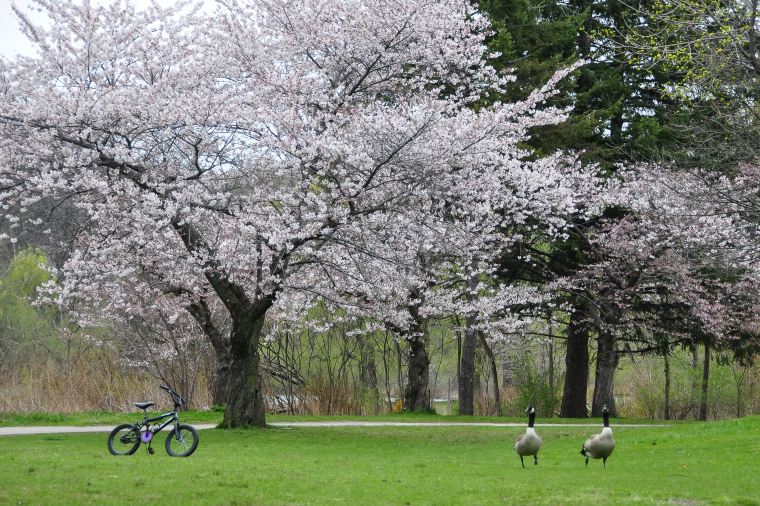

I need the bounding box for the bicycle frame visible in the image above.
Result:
[137,410,180,435]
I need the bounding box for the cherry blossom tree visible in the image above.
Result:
[554,166,760,416]
[0,0,593,426]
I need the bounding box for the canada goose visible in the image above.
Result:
[515,406,542,468]
[581,405,615,468]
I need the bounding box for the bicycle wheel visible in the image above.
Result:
[164,424,199,457]
[107,423,141,456]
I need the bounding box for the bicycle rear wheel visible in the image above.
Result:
[107,424,140,456]
[165,424,199,457]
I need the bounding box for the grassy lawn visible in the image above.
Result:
[0,409,223,427]
[0,410,673,427]
[0,417,758,505]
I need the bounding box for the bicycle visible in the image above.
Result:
[107,385,199,457]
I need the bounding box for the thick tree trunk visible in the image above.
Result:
[213,356,231,407]
[400,296,430,413]
[458,314,477,415]
[560,309,590,418]
[699,343,711,421]
[403,335,431,412]
[186,296,231,407]
[174,222,273,427]
[221,306,270,428]
[591,328,618,417]
[479,332,501,416]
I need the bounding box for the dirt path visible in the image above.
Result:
[0,421,668,436]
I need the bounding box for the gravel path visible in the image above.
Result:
[0,421,668,436]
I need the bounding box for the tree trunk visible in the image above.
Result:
[547,339,555,397]
[173,221,272,427]
[357,334,379,414]
[395,339,404,401]
[560,308,590,418]
[546,311,556,413]
[403,335,431,412]
[690,345,699,416]
[479,332,501,416]
[221,306,270,428]
[187,296,231,407]
[699,343,710,421]
[400,295,431,413]
[733,365,746,419]
[459,273,479,416]
[454,319,462,411]
[736,376,742,419]
[358,335,378,391]
[663,347,671,420]
[381,332,393,411]
[213,356,231,407]
[592,328,618,417]
[458,314,477,415]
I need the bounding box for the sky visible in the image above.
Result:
[0,0,188,59]
[0,0,37,58]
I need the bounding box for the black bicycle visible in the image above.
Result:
[107,385,199,457]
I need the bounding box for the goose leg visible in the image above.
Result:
[520,456,525,468]
[603,457,607,469]
[534,455,538,466]
[585,457,589,466]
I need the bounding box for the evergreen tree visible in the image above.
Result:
[479,0,685,416]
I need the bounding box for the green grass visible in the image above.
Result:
[268,412,675,424]
[0,417,758,505]
[0,410,673,427]
[0,409,223,427]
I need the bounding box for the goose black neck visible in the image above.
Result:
[603,411,610,427]
[528,411,535,428]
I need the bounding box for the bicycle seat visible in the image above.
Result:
[134,402,155,410]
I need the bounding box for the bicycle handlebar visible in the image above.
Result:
[160,384,186,409]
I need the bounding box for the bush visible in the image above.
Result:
[500,351,560,417]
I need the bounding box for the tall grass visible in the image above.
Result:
[0,352,212,413]
[4,339,760,420]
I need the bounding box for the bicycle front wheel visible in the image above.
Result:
[107,424,140,456]
[165,424,199,457]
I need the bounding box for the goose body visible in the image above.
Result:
[515,407,542,467]
[581,406,615,467]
